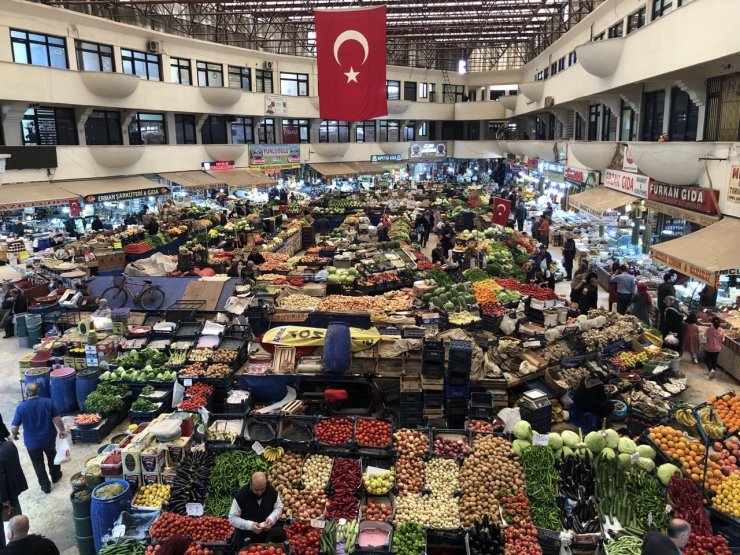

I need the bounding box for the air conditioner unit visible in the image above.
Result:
[263,61,274,70]
[147,40,163,54]
[544,96,555,107]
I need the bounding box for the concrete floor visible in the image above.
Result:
[0,235,734,552]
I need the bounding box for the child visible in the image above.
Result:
[704,316,725,379]
[682,312,700,364]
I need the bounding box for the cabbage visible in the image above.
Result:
[600,447,616,460]
[636,444,656,460]
[561,430,580,449]
[512,439,531,456]
[547,432,563,450]
[585,431,605,453]
[558,446,574,458]
[604,428,619,450]
[618,453,633,469]
[637,457,656,472]
[513,420,532,440]
[618,437,637,455]
[657,463,681,486]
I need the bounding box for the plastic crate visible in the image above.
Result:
[444,383,471,399]
[448,340,473,362]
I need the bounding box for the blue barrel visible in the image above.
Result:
[90,479,131,553]
[15,313,28,337]
[75,370,100,412]
[323,322,351,375]
[50,367,77,413]
[24,368,51,398]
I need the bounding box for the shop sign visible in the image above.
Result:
[564,167,584,183]
[728,165,740,204]
[647,182,718,214]
[604,169,649,199]
[568,197,604,219]
[282,126,301,144]
[650,250,718,288]
[248,144,301,169]
[622,145,639,173]
[564,167,601,188]
[0,197,75,211]
[527,158,539,169]
[84,187,169,204]
[201,160,235,170]
[371,154,402,162]
[644,200,720,227]
[409,141,447,160]
[265,95,288,116]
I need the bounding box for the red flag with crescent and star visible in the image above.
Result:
[492,197,512,227]
[315,6,388,122]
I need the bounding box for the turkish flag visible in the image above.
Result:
[68,199,81,218]
[492,197,511,227]
[315,7,388,122]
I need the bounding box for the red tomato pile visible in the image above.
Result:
[495,278,557,301]
[684,534,732,555]
[315,417,354,445]
[361,498,393,521]
[149,512,234,543]
[285,521,320,555]
[238,546,286,555]
[479,302,507,317]
[184,547,215,555]
[500,493,542,555]
[178,383,214,411]
[355,418,392,447]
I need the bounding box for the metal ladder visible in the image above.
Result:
[441,69,455,102]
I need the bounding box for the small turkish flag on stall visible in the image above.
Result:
[315,6,388,121]
[68,199,81,218]
[492,197,512,227]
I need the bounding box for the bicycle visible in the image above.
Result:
[101,274,166,310]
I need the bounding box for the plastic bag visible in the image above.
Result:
[500,314,518,335]
[496,407,521,434]
[54,438,71,465]
[664,333,679,346]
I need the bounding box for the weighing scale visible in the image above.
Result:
[521,389,551,410]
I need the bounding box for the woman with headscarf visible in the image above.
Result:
[662,296,684,354]
[629,282,652,326]
[561,233,576,280]
[578,273,599,314]
[570,260,589,303]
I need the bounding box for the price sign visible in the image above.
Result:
[310,519,326,529]
[647,511,653,526]
[186,503,204,517]
[111,524,126,539]
[630,452,640,464]
[533,433,549,447]
[183,379,192,387]
[252,441,265,455]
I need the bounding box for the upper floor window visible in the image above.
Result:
[258,118,276,143]
[420,83,428,99]
[231,117,254,144]
[443,84,465,103]
[255,69,273,94]
[592,32,605,41]
[282,119,309,143]
[627,8,647,33]
[22,106,77,145]
[229,66,251,91]
[356,121,376,143]
[558,57,566,71]
[429,83,437,103]
[386,80,400,100]
[121,48,160,81]
[85,110,122,145]
[128,112,166,145]
[550,62,558,76]
[174,114,196,144]
[404,123,415,142]
[75,40,114,72]
[568,51,577,66]
[378,120,400,142]
[280,72,309,96]
[202,115,227,144]
[319,120,349,143]
[652,0,672,20]
[197,61,223,87]
[170,58,191,85]
[608,22,624,38]
[11,30,67,69]
[404,81,417,102]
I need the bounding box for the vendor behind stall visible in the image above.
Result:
[92,299,111,319]
[573,372,612,419]
[228,472,284,548]
[247,248,265,266]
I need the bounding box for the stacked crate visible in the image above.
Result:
[445,340,472,424]
[400,375,424,428]
[422,340,445,421]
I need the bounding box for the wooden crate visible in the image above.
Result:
[377,357,404,377]
[403,357,421,376]
[422,376,444,391]
[400,375,422,393]
[351,357,377,374]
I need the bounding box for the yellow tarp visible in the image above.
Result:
[262,325,381,352]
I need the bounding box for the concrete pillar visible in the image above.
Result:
[1,102,29,146]
[75,107,94,146]
[165,113,177,145]
[253,116,265,144]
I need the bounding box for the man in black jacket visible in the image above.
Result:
[1,515,59,555]
[2,289,27,339]
[0,440,28,548]
[657,273,676,330]
[641,518,690,554]
[228,472,284,548]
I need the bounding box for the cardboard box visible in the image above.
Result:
[141,446,166,473]
[142,473,161,486]
[123,473,141,491]
[95,251,126,271]
[166,436,191,466]
[160,466,179,485]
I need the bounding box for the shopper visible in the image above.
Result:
[704,316,725,380]
[90,216,104,232]
[538,215,550,248]
[227,260,243,279]
[629,282,652,326]
[514,200,526,232]
[92,298,112,319]
[657,273,676,330]
[699,284,718,308]
[0,440,28,547]
[10,383,66,494]
[146,216,160,236]
[228,472,284,548]
[561,233,576,280]
[431,244,447,265]
[570,261,589,303]
[413,215,427,247]
[531,216,541,241]
[641,518,691,555]
[683,312,700,364]
[314,215,330,241]
[1,515,60,555]
[2,289,27,339]
[578,274,599,314]
[661,296,684,355]
[610,265,636,315]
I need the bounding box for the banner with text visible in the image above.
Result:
[409,141,447,161]
[647,182,719,214]
[728,165,740,204]
[265,95,288,116]
[604,169,649,199]
[248,144,301,169]
[84,186,169,204]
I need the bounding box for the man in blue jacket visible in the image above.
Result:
[11,384,66,494]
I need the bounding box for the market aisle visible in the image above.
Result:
[0,336,126,554]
